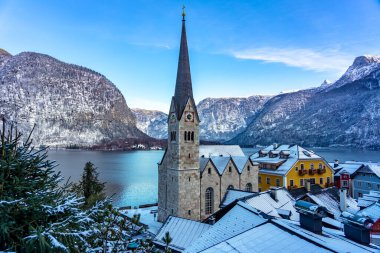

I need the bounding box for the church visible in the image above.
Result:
[157,10,259,222]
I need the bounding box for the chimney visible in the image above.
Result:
[295,200,327,234]
[334,160,339,168]
[273,143,278,149]
[209,216,216,225]
[270,187,278,201]
[341,212,374,245]
[305,180,311,192]
[339,188,347,212]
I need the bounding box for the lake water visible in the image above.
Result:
[48,147,380,207]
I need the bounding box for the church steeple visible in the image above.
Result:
[174,6,194,119]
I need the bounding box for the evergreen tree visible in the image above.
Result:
[0,119,153,252]
[71,161,105,208]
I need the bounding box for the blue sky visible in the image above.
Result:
[1,0,380,112]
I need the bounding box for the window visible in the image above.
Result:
[247,166,250,172]
[319,178,324,185]
[300,179,304,187]
[326,177,330,184]
[368,183,372,189]
[208,168,211,174]
[205,188,214,215]
[184,131,187,141]
[290,180,294,187]
[188,177,191,182]
[358,192,363,198]
[245,183,252,192]
[310,164,314,170]
[319,163,322,169]
[191,131,194,141]
[228,185,234,190]
[301,164,304,170]
[258,176,261,183]
[276,178,280,187]
[295,166,298,171]
[188,153,191,158]
[357,181,362,187]
[188,210,191,215]
[187,131,191,141]
[228,167,232,173]
[309,178,316,184]
[170,131,176,141]
[343,181,348,187]
[266,177,270,184]
[171,209,174,214]
[377,184,380,190]
[258,188,262,192]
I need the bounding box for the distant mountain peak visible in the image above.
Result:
[320,79,332,87]
[352,55,380,67]
[0,48,11,57]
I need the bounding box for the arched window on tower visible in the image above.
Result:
[184,131,187,141]
[191,131,194,141]
[187,131,191,141]
[205,187,214,215]
[245,183,252,192]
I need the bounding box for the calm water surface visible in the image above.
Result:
[48,147,380,207]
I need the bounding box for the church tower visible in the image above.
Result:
[158,8,201,222]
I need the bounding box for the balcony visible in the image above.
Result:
[309,169,317,175]
[298,169,307,176]
[325,182,334,187]
[317,168,326,174]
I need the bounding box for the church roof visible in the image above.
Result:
[173,14,194,119]
[199,145,245,157]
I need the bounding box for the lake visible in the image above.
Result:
[48,147,380,207]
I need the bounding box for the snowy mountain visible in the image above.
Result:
[230,55,380,149]
[197,96,271,141]
[132,108,167,139]
[133,95,271,141]
[0,51,145,147]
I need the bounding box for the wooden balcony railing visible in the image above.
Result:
[298,169,307,176]
[317,168,326,174]
[309,169,317,175]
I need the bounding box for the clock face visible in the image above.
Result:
[185,111,194,122]
[170,113,176,123]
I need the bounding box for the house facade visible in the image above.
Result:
[251,144,334,192]
[351,164,380,199]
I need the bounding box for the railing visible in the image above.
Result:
[317,168,326,174]
[299,169,307,176]
[309,169,317,175]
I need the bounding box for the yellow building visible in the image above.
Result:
[251,144,334,192]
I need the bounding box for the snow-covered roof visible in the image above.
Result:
[357,191,380,208]
[184,202,266,253]
[274,219,379,253]
[244,188,299,221]
[306,187,359,219]
[357,202,380,221]
[366,163,380,178]
[329,162,363,176]
[199,157,209,173]
[199,145,244,157]
[154,216,211,252]
[199,222,331,253]
[251,144,326,176]
[230,156,249,173]
[210,157,230,174]
[220,189,255,208]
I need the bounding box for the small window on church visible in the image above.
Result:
[247,166,250,172]
[171,209,174,214]
[208,168,211,174]
[191,131,194,141]
[228,167,232,173]
[184,131,187,141]
[188,210,191,215]
[189,153,191,158]
[188,177,191,182]
[187,131,191,141]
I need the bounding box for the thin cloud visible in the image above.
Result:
[232,47,353,73]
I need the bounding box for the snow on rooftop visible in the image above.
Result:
[251,144,324,176]
[220,189,256,208]
[199,222,330,253]
[244,188,299,221]
[306,188,359,219]
[184,202,266,253]
[154,216,211,252]
[199,145,244,157]
[357,202,380,221]
[122,207,162,235]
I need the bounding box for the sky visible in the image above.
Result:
[1,0,380,112]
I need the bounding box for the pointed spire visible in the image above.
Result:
[174,6,194,118]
